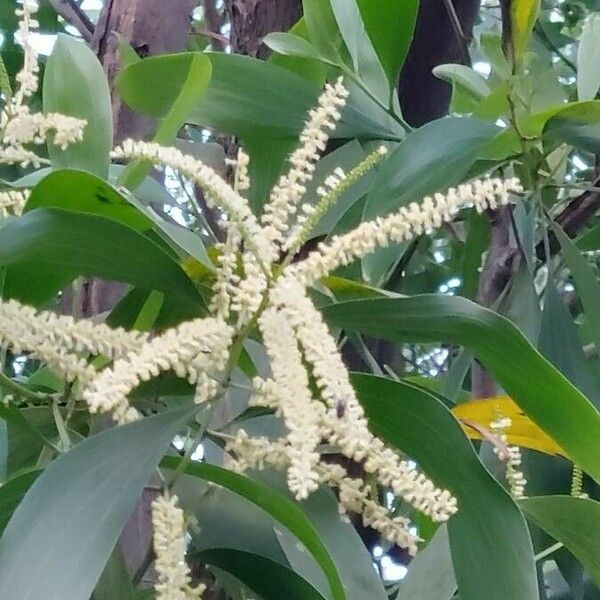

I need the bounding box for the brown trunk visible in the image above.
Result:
[91,0,197,143]
[399,0,481,126]
[226,0,302,57]
[472,207,521,397]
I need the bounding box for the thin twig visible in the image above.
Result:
[47,0,95,42]
[442,0,472,66]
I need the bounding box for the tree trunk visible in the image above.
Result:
[226,0,302,58]
[399,0,481,126]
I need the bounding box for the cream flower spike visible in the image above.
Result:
[83,317,233,424]
[261,77,349,251]
[111,141,274,267]
[0,189,30,216]
[152,494,206,600]
[0,1,86,167]
[290,177,523,286]
[0,299,147,384]
[259,307,324,499]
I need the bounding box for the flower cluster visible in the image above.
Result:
[0,299,147,385]
[152,494,205,600]
[0,43,526,561]
[83,317,233,424]
[0,2,86,169]
[0,189,29,217]
[490,415,527,498]
[261,77,349,251]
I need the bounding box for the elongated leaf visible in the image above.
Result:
[25,170,153,232]
[543,101,600,154]
[329,0,389,105]
[577,13,600,101]
[161,456,345,600]
[433,64,491,100]
[43,34,112,178]
[197,52,316,141]
[264,32,328,63]
[0,208,201,303]
[539,280,600,408]
[0,408,193,600]
[521,496,600,588]
[362,117,499,282]
[323,295,600,485]
[353,375,539,600]
[356,0,419,87]
[267,476,387,600]
[0,469,40,534]
[93,547,135,600]
[397,526,456,600]
[551,222,600,362]
[365,117,500,219]
[117,53,212,190]
[303,0,342,62]
[198,549,327,600]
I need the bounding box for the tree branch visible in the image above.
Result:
[47,0,95,42]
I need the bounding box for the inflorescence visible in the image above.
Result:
[0,3,526,593]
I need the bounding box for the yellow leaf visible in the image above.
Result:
[452,396,567,458]
[501,0,541,64]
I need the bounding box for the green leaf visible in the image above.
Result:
[397,526,456,600]
[264,32,330,63]
[539,281,600,408]
[197,549,328,600]
[117,53,212,190]
[362,117,499,283]
[268,478,387,600]
[365,117,500,219]
[353,375,539,600]
[0,408,193,600]
[433,64,491,100]
[302,0,342,62]
[161,456,346,600]
[551,222,600,363]
[577,13,600,101]
[543,101,600,154]
[25,170,153,232]
[0,208,201,304]
[0,470,40,535]
[322,295,600,485]
[521,496,600,589]
[93,547,135,600]
[43,34,112,178]
[356,0,419,87]
[329,0,390,105]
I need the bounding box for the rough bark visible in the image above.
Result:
[91,0,197,143]
[226,0,302,58]
[399,0,481,126]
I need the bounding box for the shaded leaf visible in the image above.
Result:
[43,34,112,178]
[0,408,193,600]
[198,549,327,600]
[521,496,600,589]
[323,295,600,485]
[161,456,346,600]
[354,375,539,600]
[0,208,201,303]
